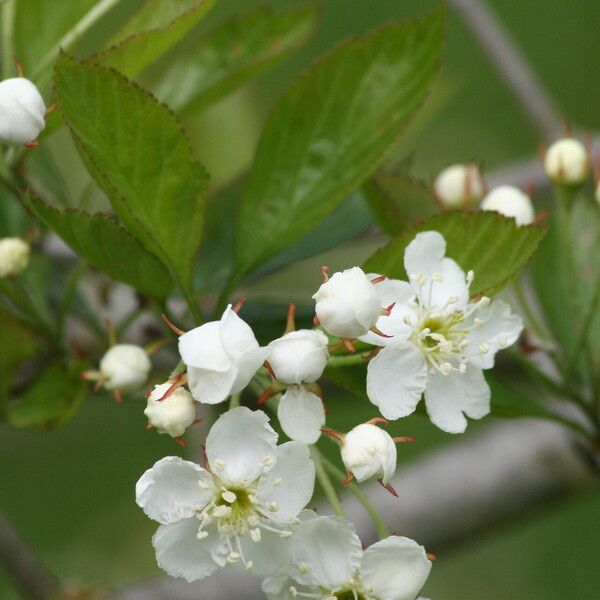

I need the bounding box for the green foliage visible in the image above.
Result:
[232,7,445,282]
[363,172,439,236]
[13,0,98,74]
[93,0,215,78]
[364,211,547,297]
[151,5,319,115]
[7,361,87,430]
[54,53,207,295]
[0,309,38,416]
[27,193,172,299]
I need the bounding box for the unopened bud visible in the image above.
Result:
[434,163,485,208]
[0,237,30,277]
[0,78,46,145]
[340,423,396,484]
[544,138,589,186]
[144,382,196,438]
[313,267,381,339]
[99,344,151,393]
[480,185,534,226]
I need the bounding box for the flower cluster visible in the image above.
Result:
[124,229,523,596]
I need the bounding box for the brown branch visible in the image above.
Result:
[0,512,59,600]
[450,0,563,140]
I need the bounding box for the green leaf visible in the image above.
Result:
[364,211,547,297]
[362,173,439,236]
[14,0,98,74]
[7,361,86,430]
[54,53,207,293]
[27,192,173,299]
[0,309,38,416]
[232,7,445,280]
[151,5,319,115]
[92,0,215,78]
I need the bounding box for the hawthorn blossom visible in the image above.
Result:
[0,78,46,145]
[365,231,523,433]
[434,163,485,209]
[0,237,30,277]
[268,329,328,444]
[313,267,381,339]
[136,407,315,581]
[340,423,397,484]
[262,514,431,600]
[480,186,534,226]
[144,382,196,438]
[178,305,268,404]
[90,343,151,394]
[544,137,589,185]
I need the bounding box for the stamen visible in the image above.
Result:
[250,528,261,542]
[213,505,232,518]
[271,478,282,487]
[479,343,489,354]
[222,490,237,503]
[298,562,311,574]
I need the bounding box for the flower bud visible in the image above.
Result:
[433,163,485,208]
[0,237,30,277]
[313,267,381,339]
[99,344,151,393]
[0,78,46,145]
[144,382,196,437]
[267,329,329,384]
[340,423,396,484]
[480,185,534,226]
[544,138,589,186]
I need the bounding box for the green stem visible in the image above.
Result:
[569,273,600,375]
[311,447,345,517]
[512,277,549,343]
[320,454,390,539]
[229,393,241,410]
[31,0,125,82]
[1,0,16,79]
[327,353,370,367]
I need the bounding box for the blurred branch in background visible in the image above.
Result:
[114,420,598,600]
[450,0,563,139]
[0,513,59,600]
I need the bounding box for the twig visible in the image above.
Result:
[450,0,562,139]
[0,512,59,599]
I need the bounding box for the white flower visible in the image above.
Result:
[99,343,151,393]
[340,423,397,484]
[263,514,431,600]
[434,163,485,208]
[178,305,268,404]
[136,407,315,581]
[480,185,534,226]
[268,329,329,384]
[313,267,381,339]
[544,137,589,185]
[0,237,30,277]
[144,382,196,438]
[366,231,523,433]
[0,78,46,145]
[278,385,325,445]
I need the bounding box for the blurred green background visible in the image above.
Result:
[2,0,600,598]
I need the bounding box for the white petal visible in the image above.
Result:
[262,572,300,600]
[178,321,231,371]
[360,536,432,600]
[404,231,468,307]
[278,387,325,444]
[231,346,270,394]
[366,345,428,420]
[135,456,214,524]
[367,275,415,308]
[237,527,293,578]
[359,300,417,347]
[187,365,237,405]
[424,366,491,433]
[219,305,260,360]
[465,300,523,368]
[258,441,315,523]
[152,518,219,582]
[290,515,362,589]
[206,407,278,485]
